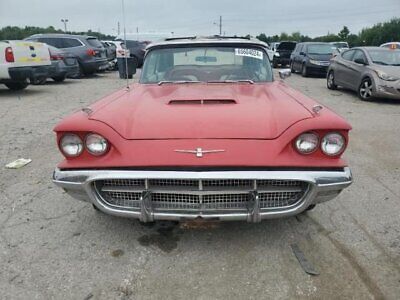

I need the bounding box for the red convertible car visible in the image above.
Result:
[53,37,352,223]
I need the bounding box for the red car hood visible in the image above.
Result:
[89,82,314,140]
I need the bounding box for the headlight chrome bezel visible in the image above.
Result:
[295,132,319,155]
[60,134,84,157]
[85,133,109,156]
[321,133,346,156]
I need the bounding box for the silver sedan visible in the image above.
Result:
[327,47,400,100]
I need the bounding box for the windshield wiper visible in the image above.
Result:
[373,61,389,65]
[158,80,201,85]
[207,79,254,84]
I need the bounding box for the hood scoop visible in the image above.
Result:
[168,99,236,105]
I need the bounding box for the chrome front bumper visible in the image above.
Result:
[53,167,352,222]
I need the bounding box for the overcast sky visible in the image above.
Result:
[1,0,399,37]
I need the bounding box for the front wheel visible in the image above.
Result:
[358,78,374,101]
[301,64,308,77]
[52,76,66,82]
[290,61,295,73]
[327,71,337,90]
[5,81,29,90]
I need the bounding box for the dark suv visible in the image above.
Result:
[26,34,108,76]
[115,39,149,68]
[290,42,333,77]
[272,41,297,68]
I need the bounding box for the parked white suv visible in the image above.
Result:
[0,40,51,90]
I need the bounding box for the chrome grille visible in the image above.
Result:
[259,191,304,208]
[203,179,253,190]
[257,180,304,187]
[102,191,141,208]
[103,179,145,188]
[203,194,248,210]
[152,193,199,210]
[95,178,308,212]
[149,179,198,189]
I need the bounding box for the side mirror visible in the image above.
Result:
[279,69,291,79]
[354,58,367,65]
[300,51,306,56]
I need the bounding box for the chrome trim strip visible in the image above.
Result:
[53,167,352,222]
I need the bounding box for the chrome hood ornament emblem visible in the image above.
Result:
[174,148,225,158]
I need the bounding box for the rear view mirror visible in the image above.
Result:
[195,56,217,63]
[279,69,291,79]
[354,58,367,65]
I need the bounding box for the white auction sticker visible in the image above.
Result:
[235,48,263,60]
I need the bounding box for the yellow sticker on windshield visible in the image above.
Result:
[235,48,263,60]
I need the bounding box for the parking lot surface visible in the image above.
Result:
[0,72,399,299]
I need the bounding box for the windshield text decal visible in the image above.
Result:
[235,48,263,60]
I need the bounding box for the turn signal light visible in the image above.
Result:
[86,48,96,56]
[5,47,14,62]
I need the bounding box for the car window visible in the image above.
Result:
[277,42,296,51]
[352,50,367,63]
[381,43,399,49]
[37,38,63,48]
[86,38,103,48]
[294,44,303,53]
[342,49,355,61]
[141,46,273,83]
[367,49,400,66]
[61,38,83,48]
[307,44,333,55]
[125,40,141,48]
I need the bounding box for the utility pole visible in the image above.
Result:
[61,19,69,33]
[117,22,120,35]
[219,15,222,36]
[213,16,223,36]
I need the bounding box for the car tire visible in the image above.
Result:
[301,64,308,77]
[92,204,105,214]
[327,71,337,90]
[4,81,29,91]
[290,61,295,73]
[77,63,85,78]
[306,204,316,211]
[358,78,374,101]
[52,76,66,82]
[32,77,47,85]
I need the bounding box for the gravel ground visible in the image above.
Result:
[0,71,399,299]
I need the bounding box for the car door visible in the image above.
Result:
[334,49,355,88]
[292,44,303,71]
[345,50,368,90]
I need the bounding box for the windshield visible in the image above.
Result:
[307,44,333,55]
[367,49,400,66]
[331,42,349,48]
[140,46,273,84]
[86,38,103,48]
[277,42,296,50]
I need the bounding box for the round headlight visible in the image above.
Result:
[85,133,108,155]
[321,133,345,156]
[60,134,83,157]
[295,133,319,154]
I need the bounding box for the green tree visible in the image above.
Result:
[279,32,289,41]
[338,26,350,40]
[256,33,268,43]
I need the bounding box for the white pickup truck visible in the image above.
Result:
[0,40,51,90]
